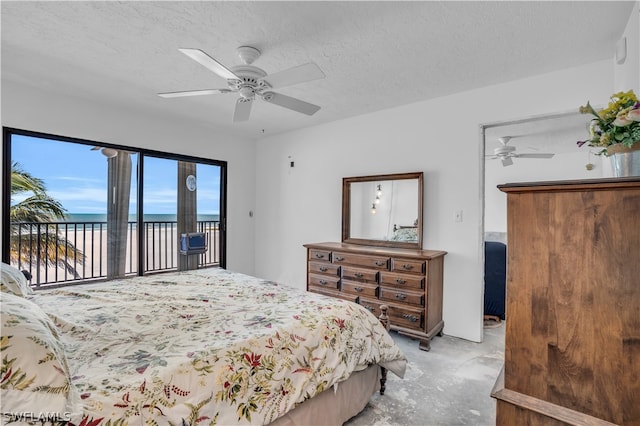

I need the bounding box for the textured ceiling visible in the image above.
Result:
[1,1,635,140]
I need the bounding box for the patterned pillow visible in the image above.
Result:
[1,262,34,296]
[1,293,78,420]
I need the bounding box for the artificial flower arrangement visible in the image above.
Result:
[577,90,640,155]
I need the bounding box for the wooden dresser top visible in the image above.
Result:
[304,242,446,260]
[498,176,640,193]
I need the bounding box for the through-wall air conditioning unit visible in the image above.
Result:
[180,232,207,255]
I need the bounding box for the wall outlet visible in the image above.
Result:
[454,209,463,223]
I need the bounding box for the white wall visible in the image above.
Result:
[1,80,257,275]
[254,59,613,343]
[614,1,640,93]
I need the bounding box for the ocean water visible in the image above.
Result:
[64,213,219,223]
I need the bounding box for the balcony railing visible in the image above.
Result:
[9,220,220,288]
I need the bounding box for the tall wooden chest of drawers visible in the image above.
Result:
[492,178,640,425]
[303,242,446,351]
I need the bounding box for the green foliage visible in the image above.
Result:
[578,90,640,155]
[9,162,85,275]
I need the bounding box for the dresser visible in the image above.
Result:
[303,242,446,351]
[492,178,640,425]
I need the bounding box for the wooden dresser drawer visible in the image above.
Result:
[341,280,378,298]
[341,266,378,282]
[332,251,389,269]
[308,273,339,290]
[385,302,423,330]
[391,258,426,274]
[360,298,423,331]
[379,286,424,306]
[379,271,424,290]
[308,249,331,262]
[358,297,381,317]
[308,261,339,276]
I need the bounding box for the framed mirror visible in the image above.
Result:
[342,172,423,249]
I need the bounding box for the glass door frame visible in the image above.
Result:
[2,127,227,280]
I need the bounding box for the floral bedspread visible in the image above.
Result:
[29,268,406,425]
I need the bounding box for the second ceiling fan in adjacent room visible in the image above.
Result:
[486,136,555,166]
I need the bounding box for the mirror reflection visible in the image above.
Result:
[342,172,423,249]
[350,179,419,242]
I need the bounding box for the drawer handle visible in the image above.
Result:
[402,314,419,322]
[395,278,406,285]
[319,266,328,272]
[364,305,374,312]
[395,293,406,300]
[354,287,363,292]
[319,280,327,285]
[315,253,325,259]
[335,256,344,261]
[402,264,413,270]
[354,272,363,278]
[374,260,386,266]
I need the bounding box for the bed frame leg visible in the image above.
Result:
[378,305,390,395]
[380,366,388,395]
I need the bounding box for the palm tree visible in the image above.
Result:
[9,162,84,279]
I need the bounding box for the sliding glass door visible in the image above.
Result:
[2,128,225,287]
[142,157,222,273]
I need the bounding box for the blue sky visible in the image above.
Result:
[11,134,221,215]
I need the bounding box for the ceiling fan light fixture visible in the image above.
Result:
[236,46,261,65]
[238,86,255,99]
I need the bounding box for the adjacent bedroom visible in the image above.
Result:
[1,1,639,425]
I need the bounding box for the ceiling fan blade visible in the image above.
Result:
[233,97,253,122]
[260,63,325,89]
[501,157,514,167]
[158,89,232,98]
[178,48,240,81]
[515,153,555,159]
[262,92,320,116]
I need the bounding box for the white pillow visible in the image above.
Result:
[1,262,34,296]
[0,293,79,418]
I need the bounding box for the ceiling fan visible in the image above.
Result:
[158,46,325,122]
[486,136,555,167]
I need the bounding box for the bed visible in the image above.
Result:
[391,224,418,242]
[1,264,406,425]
